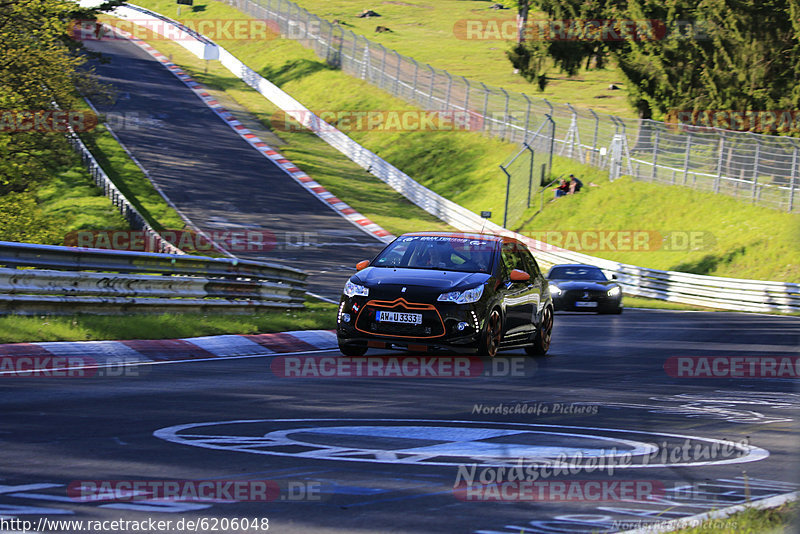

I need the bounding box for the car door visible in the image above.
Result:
[499,241,535,339]
[519,248,545,329]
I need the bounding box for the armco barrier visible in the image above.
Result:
[104,5,799,314]
[68,131,184,256]
[0,241,307,314]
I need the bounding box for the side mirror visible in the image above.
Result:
[611,274,618,280]
[356,260,370,271]
[509,269,530,282]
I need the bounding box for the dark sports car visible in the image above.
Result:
[547,264,623,314]
[336,232,554,358]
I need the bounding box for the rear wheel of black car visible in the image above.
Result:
[478,308,503,358]
[526,306,553,356]
[339,341,368,357]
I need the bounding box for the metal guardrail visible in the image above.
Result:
[110,6,800,314]
[225,0,799,212]
[67,131,185,256]
[0,241,307,314]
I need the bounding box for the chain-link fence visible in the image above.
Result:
[225,0,800,213]
[499,118,554,229]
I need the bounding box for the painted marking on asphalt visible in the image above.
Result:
[154,419,769,468]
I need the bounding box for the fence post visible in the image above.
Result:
[588,109,599,165]
[350,30,358,71]
[500,165,512,228]
[379,45,387,88]
[463,77,470,116]
[651,127,659,181]
[751,136,760,202]
[427,65,436,110]
[411,59,419,98]
[481,82,489,133]
[543,98,553,117]
[360,39,370,80]
[287,2,295,37]
[682,132,692,185]
[393,51,401,95]
[525,143,534,208]
[789,144,798,212]
[444,71,452,111]
[522,94,531,142]
[326,21,335,64]
[545,114,555,177]
[539,163,545,213]
[714,134,725,193]
[500,88,509,141]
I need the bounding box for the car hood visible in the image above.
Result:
[547,280,616,291]
[354,267,491,293]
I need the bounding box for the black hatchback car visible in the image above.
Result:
[336,232,554,357]
[547,264,623,314]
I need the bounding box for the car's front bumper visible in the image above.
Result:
[552,294,622,312]
[336,295,485,353]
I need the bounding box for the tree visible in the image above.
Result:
[508,0,800,127]
[0,0,122,193]
[506,0,610,91]
[498,1,534,43]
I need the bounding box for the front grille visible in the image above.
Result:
[355,299,445,338]
[563,289,607,300]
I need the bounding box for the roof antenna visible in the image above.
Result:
[479,211,491,234]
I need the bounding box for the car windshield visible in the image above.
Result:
[548,266,608,281]
[372,236,496,273]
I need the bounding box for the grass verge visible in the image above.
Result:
[0,299,337,343]
[665,500,796,533]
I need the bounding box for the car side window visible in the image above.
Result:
[520,249,541,278]
[500,242,523,278]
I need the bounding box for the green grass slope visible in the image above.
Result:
[287,0,634,116]
[128,1,799,282]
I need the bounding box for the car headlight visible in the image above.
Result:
[438,285,484,304]
[607,286,621,297]
[343,280,369,297]
[548,283,562,296]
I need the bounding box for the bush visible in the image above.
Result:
[0,191,64,244]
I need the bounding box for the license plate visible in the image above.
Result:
[575,301,598,308]
[377,311,422,324]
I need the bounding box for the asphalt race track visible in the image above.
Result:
[2,310,799,533]
[4,30,797,534]
[81,37,386,300]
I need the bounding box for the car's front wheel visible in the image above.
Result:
[526,305,553,356]
[478,308,503,358]
[338,341,368,357]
